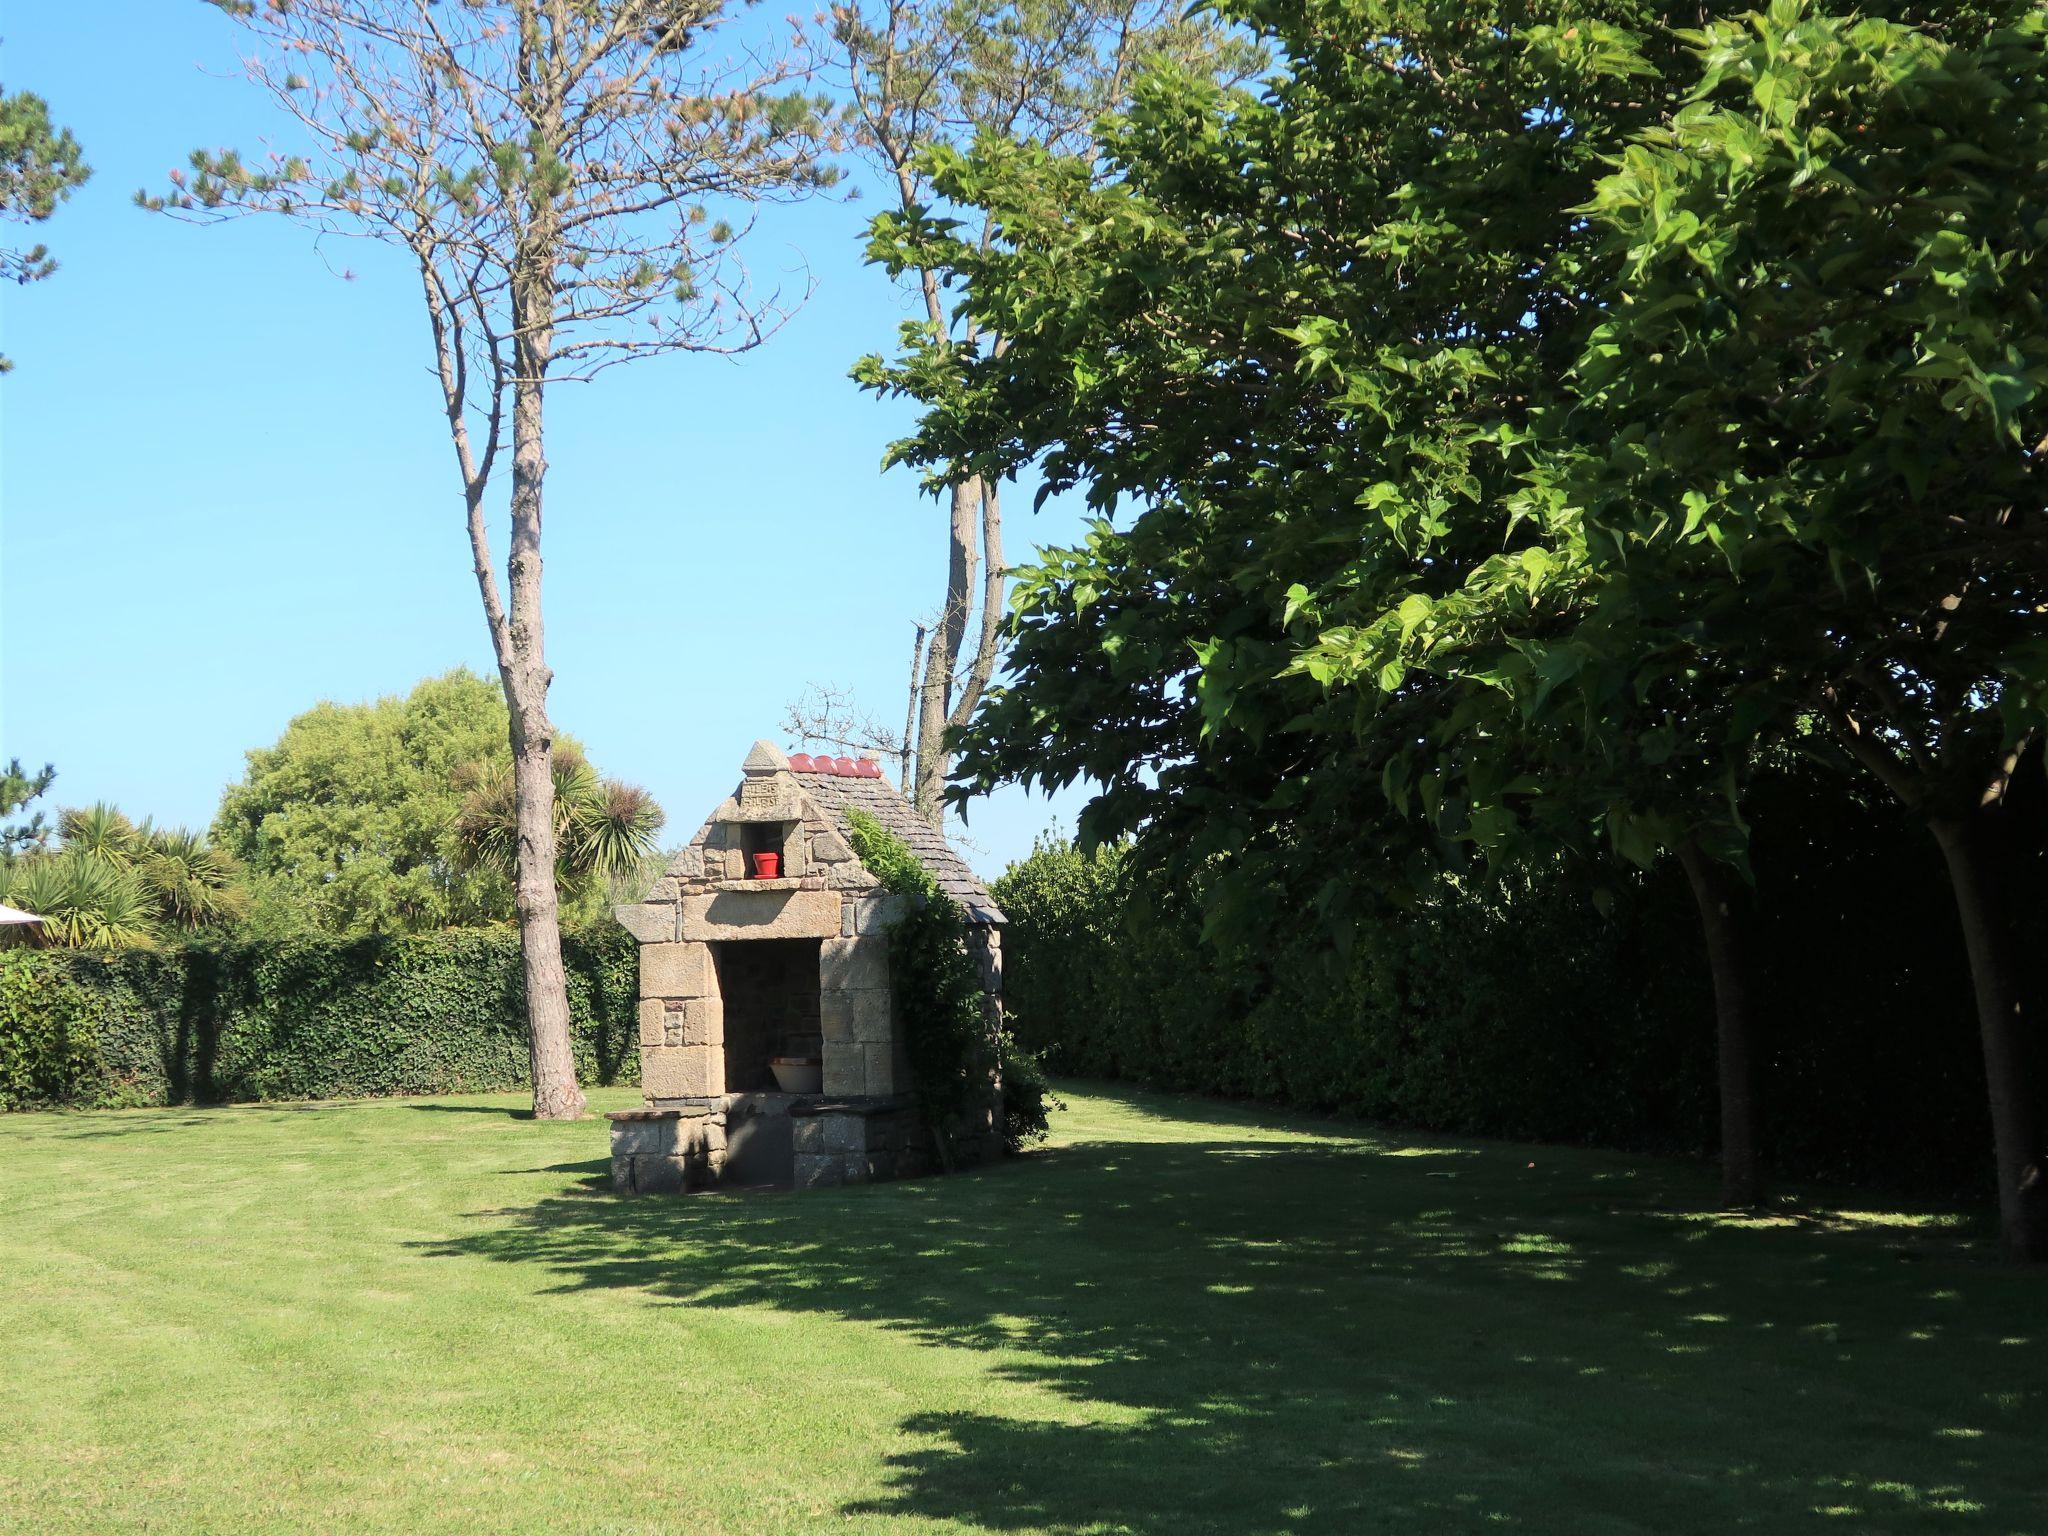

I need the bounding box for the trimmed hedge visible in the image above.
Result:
[992,770,2045,1201]
[0,927,638,1110]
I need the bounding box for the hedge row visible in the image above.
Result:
[991,771,2044,1201]
[0,927,638,1110]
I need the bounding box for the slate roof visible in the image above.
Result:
[796,765,1006,926]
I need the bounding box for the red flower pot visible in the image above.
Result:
[749,850,782,880]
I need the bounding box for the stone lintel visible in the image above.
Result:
[715,799,804,824]
[682,888,840,942]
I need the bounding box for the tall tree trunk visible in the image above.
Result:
[490,1,581,1122]
[912,474,981,824]
[1677,839,1764,1208]
[1931,809,2046,1261]
[497,250,583,1120]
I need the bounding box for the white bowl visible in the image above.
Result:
[769,1057,823,1094]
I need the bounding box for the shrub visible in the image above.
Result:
[843,808,1051,1157]
[0,927,637,1110]
[991,768,2028,1200]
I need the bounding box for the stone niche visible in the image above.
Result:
[607,738,1002,1195]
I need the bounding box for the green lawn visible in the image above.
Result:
[0,1084,2040,1535]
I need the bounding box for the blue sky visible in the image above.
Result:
[0,2,1096,876]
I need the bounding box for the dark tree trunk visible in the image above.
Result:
[1931,810,2047,1262]
[1678,839,1764,1208]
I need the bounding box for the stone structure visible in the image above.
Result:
[608,740,1005,1193]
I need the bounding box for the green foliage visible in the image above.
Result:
[993,764,2042,1199]
[0,927,637,1112]
[873,0,2047,931]
[0,852,157,951]
[213,669,661,937]
[450,743,664,909]
[1476,3,2048,828]
[0,948,100,1106]
[0,759,56,856]
[864,0,1746,931]
[843,807,1049,1154]
[0,802,247,950]
[0,84,90,372]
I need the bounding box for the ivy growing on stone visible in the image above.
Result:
[842,808,1052,1157]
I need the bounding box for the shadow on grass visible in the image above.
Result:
[419,1088,2043,1534]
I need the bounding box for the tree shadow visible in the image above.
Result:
[417,1091,2043,1533]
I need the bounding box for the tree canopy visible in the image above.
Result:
[868,0,2048,1248]
[212,669,662,937]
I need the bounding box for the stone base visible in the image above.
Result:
[610,1094,963,1195]
[790,1098,932,1190]
[608,1104,726,1195]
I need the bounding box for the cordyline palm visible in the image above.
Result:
[32,803,248,942]
[451,748,662,895]
[0,853,156,950]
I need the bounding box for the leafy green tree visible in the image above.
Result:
[868,0,1716,868]
[870,0,2038,1218]
[839,0,1259,820]
[866,0,1775,1172]
[215,669,661,938]
[0,84,89,372]
[1392,6,2048,1255]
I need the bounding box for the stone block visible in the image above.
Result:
[819,991,853,1043]
[629,1156,696,1195]
[840,902,855,937]
[666,847,706,880]
[794,1152,844,1190]
[637,998,667,1048]
[615,901,678,944]
[863,1041,897,1097]
[850,990,894,1044]
[642,1044,717,1100]
[820,936,889,991]
[820,988,890,1045]
[854,895,909,935]
[821,1043,865,1097]
[821,1113,868,1154]
[680,1116,726,1156]
[639,940,714,999]
[610,1115,675,1158]
[682,888,840,941]
[719,797,800,822]
[792,1116,826,1152]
